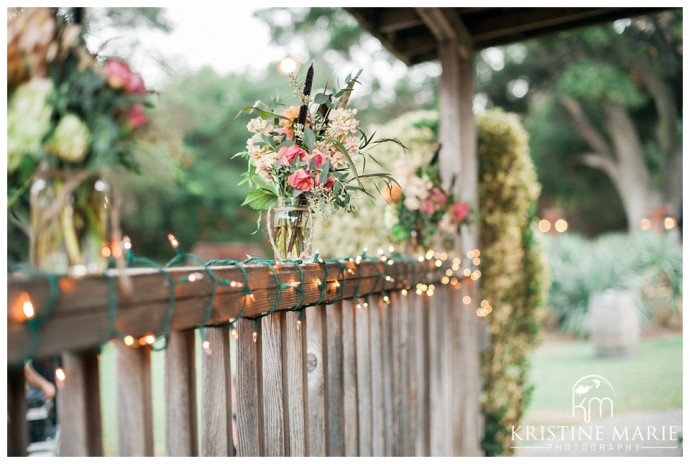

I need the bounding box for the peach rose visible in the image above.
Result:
[308,149,326,168]
[288,169,315,192]
[452,201,470,222]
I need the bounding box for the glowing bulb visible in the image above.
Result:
[446,269,453,277]
[383,295,390,304]
[315,278,322,286]
[296,320,301,330]
[167,233,179,248]
[377,248,384,255]
[640,218,651,230]
[55,367,66,382]
[472,257,481,266]
[385,276,393,282]
[538,219,551,233]
[122,235,132,250]
[473,249,481,258]
[418,256,425,262]
[334,281,340,288]
[363,302,369,308]
[416,289,423,295]
[464,269,471,277]
[441,276,450,285]
[466,251,474,259]
[481,299,489,308]
[144,334,156,345]
[188,272,204,282]
[253,332,258,343]
[202,340,212,356]
[463,296,472,305]
[277,55,300,76]
[21,293,35,320]
[555,219,568,233]
[435,260,442,268]
[664,217,676,229]
[388,246,395,253]
[401,289,408,296]
[453,257,461,266]
[248,293,256,302]
[426,290,434,297]
[387,259,394,265]
[425,250,435,260]
[232,328,238,340]
[124,335,135,346]
[101,246,112,258]
[356,303,362,310]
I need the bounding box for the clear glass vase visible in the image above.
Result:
[268,197,314,262]
[30,170,111,276]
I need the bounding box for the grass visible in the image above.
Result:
[525,335,683,417]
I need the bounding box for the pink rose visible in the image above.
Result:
[288,169,315,192]
[106,59,134,90]
[126,72,146,95]
[431,188,447,205]
[278,145,308,166]
[308,149,326,168]
[126,103,148,129]
[316,175,335,190]
[452,201,470,222]
[421,199,435,216]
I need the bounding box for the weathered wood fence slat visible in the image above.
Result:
[7,259,481,456]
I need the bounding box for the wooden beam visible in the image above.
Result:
[415,8,473,59]
[8,260,454,363]
[345,8,413,66]
[378,8,424,34]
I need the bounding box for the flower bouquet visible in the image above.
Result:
[236,65,400,261]
[7,8,151,275]
[385,153,471,253]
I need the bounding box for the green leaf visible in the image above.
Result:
[313,93,329,104]
[242,188,278,211]
[333,140,363,189]
[303,127,316,151]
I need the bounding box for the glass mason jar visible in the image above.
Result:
[30,171,111,276]
[268,197,314,262]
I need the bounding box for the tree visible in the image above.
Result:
[480,10,682,233]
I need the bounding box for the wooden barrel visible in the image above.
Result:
[588,290,639,357]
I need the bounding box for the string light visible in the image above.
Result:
[123,335,135,346]
[122,235,132,250]
[463,296,472,305]
[167,233,180,248]
[472,257,481,266]
[640,218,651,230]
[187,272,204,282]
[388,246,395,253]
[664,217,676,229]
[435,259,443,268]
[231,327,238,340]
[253,331,258,343]
[383,295,391,304]
[463,269,471,277]
[101,246,112,258]
[21,292,35,320]
[202,339,212,356]
[55,367,66,382]
[401,289,408,296]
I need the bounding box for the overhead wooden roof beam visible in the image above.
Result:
[415,8,474,59]
[378,8,424,33]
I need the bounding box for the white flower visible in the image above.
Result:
[7,78,54,171]
[343,134,360,157]
[247,117,272,135]
[253,151,278,181]
[246,133,271,160]
[392,158,420,189]
[439,212,456,236]
[404,175,432,202]
[326,108,359,139]
[404,195,421,211]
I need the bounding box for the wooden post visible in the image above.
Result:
[398,293,411,456]
[236,318,262,456]
[8,365,27,457]
[305,305,327,456]
[57,350,102,456]
[165,329,198,456]
[116,341,153,456]
[200,327,232,456]
[283,311,307,456]
[341,301,359,456]
[381,298,394,456]
[439,31,481,456]
[369,296,384,456]
[261,313,286,456]
[355,300,372,456]
[325,302,344,456]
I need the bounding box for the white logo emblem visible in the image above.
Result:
[572,375,615,423]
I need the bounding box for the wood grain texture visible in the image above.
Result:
[381,298,394,456]
[200,327,232,456]
[283,311,306,456]
[7,366,27,456]
[236,318,262,456]
[305,305,327,456]
[355,301,372,456]
[325,302,344,456]
[116,342,153,456]
[8,260,447,363]
[369,296,384,456]
[390,294,403,456]
[405,294,419,457]
[415,294,430,456]
[82,351,104,456]
[261,313,286,456]
[165,329,198,456]
[341,300,359,457]
[57,351,89,456]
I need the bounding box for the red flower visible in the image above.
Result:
[308,149,326,168]
[106,58,146,95]
[452,201,470,222]
[421,199,435,216]
[126,103,148,129]
[288,169,315,192]
[316,175,335,190]
[431,187,447,205]
[278,145,308,166]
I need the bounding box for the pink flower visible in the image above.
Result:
[316,175,335,190]
[126,103,148,129]
[308,149,326,168]
[421,199,435,216]
[452,201,470,222]
[126,72,146,95]
[288,169,315,192]
[278,145,308,166]
[431,188,447,205]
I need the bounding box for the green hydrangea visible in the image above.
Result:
[7,78,54,172]
[44,113,91,163]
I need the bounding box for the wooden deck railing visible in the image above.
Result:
[7,257,482,456]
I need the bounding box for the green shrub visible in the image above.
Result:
[542,232,682,338]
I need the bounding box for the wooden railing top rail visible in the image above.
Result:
[7,257,460,363]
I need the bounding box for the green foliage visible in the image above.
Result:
[478,109,548,456]
[542,232,682,338]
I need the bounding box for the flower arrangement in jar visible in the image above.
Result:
[235,64,401,261]
[7,8,151,275]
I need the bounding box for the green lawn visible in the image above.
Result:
[525,335,683,416]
